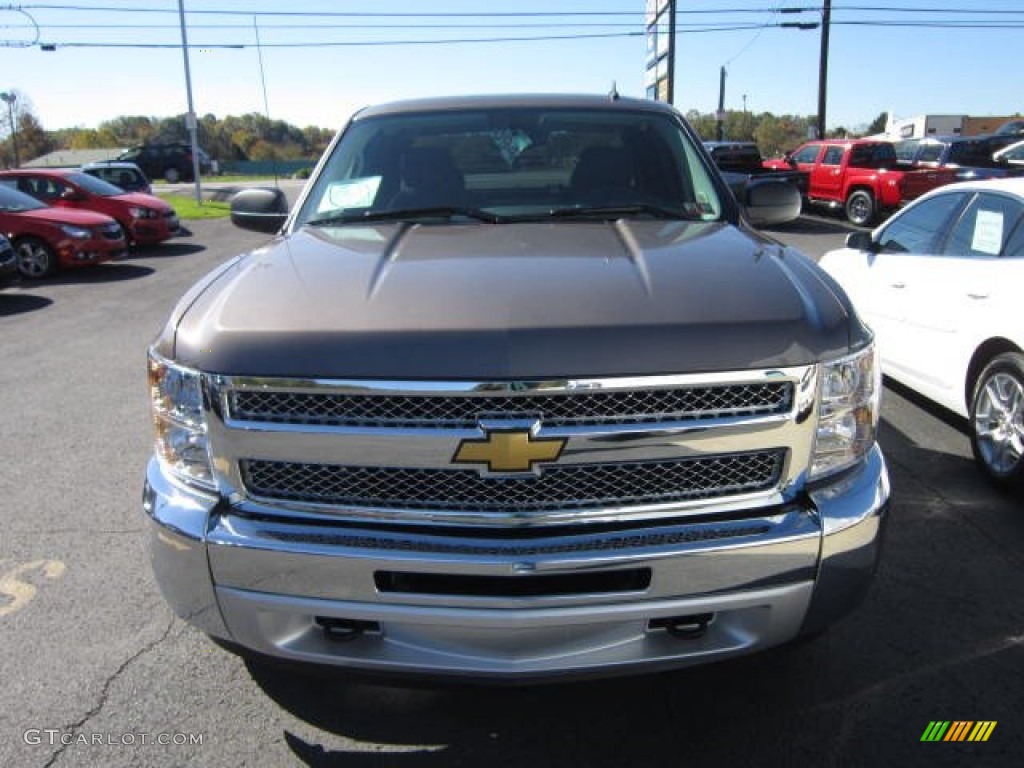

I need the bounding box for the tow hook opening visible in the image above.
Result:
[649,613,715,639]
[315,616,381,642]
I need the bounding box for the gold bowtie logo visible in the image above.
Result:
[453,429,566,473]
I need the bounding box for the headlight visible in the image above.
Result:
[129,206,157,219]
[60,224,91,239]
[810,343,881,480]
[148,350,215,490]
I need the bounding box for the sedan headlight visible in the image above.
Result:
[129,206,158,219]
[60,224,91,239]
[810,343,881,480]
[148,350,215,490]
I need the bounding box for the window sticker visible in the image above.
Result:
[971,209,1003,255]
[317,177,382,213]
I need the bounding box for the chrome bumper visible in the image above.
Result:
[143,446,889,680]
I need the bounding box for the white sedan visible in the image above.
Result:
[819,178,1024,489]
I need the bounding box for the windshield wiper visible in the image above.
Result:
[546,204,696,221]
[306,206,503,226]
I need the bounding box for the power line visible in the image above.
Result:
[17,2,1024,15]
[43,30,648,49]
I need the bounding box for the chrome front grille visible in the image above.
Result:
[228,382,794,428]
[240,450,787,513]
[210,368,818,527]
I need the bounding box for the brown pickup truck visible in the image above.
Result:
[144,95,890,683]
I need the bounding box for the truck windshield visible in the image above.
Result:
[297,106,722,226]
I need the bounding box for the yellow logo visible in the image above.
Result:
[453,429,566,473]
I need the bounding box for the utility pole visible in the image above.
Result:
[716,67,727,142]
[817,0,831,140]
[177,0,202,203]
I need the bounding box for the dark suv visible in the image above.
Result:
[116,143,213,183]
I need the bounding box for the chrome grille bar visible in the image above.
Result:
[228,381,794,428]
[239,450,786,513]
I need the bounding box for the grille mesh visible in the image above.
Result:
[239,450,786,513]
[229,382,793,428]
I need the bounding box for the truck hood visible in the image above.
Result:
[170,220,860,378]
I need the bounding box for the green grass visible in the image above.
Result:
[151,174,277,185]
[158,193,231,220]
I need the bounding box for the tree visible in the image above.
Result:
[866,111,888,136]
[753,114,817,157]
[684,109,716,141]
[67,127,120,149]
[16,112,56,161]
[0,92,56,166]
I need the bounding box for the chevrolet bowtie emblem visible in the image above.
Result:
[453,429,566,473]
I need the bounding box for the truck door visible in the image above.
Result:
[789,143,823,195]
[814,145,845,201]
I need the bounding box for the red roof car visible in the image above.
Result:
[0,184,127,279]
[0,169,180,247]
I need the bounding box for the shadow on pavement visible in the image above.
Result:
[129,240,207,259]
[764,214,857,236]
[41,263,155,285]
[0,292,53,316]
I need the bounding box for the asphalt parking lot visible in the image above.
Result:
[1,214,1021,767]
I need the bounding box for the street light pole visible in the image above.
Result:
[0,91,19,168]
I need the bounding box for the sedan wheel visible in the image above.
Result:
[970,352,1024,490]
[164,167,180,183]
[15,237,57,279]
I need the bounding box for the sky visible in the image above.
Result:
[1,0,1022,137]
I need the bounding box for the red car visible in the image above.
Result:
[0,184,127,278]
[0,168,180,247]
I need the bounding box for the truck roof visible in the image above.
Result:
[354,93,679,120]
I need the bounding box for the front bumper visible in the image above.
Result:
[128,218,179,245]
[143,446,889,681]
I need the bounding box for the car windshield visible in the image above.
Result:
[297,106,723,227]
[65,171,128,197]
[0,184,48,212]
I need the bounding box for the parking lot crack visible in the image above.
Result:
[42,613,176,768]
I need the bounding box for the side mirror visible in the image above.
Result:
[742,179,801,227]
[845,230,878,252]
[230,187,289,234]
